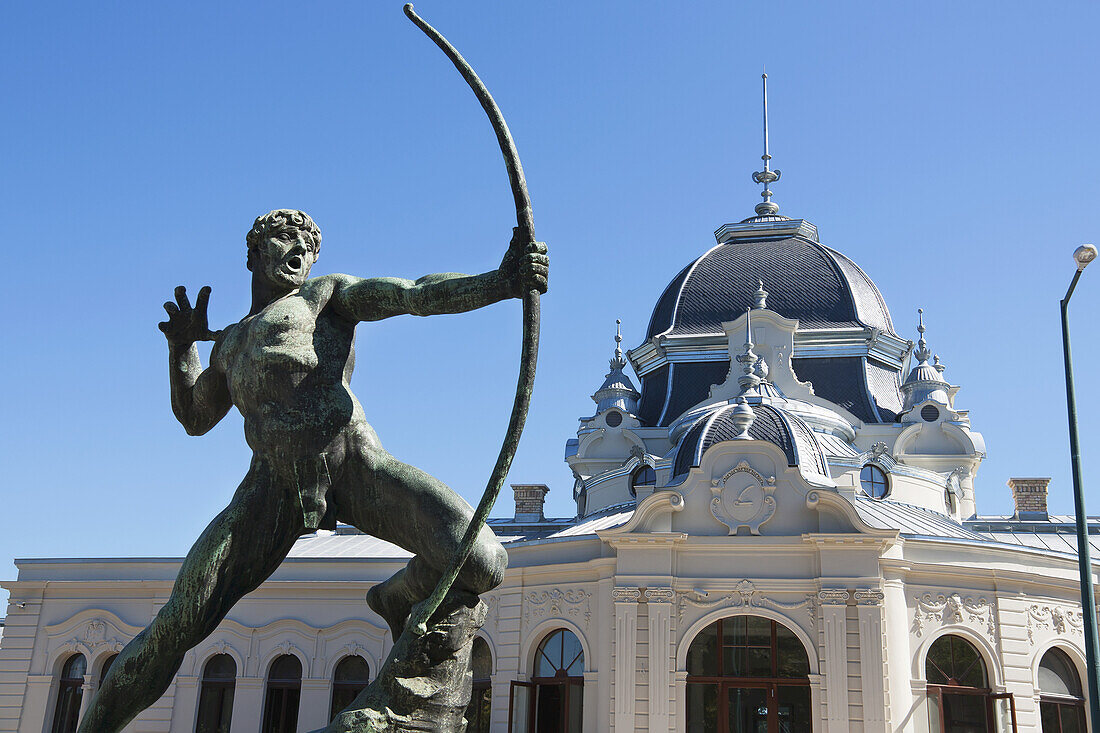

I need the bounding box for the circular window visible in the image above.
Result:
[630,465,656,497]
[860,465,889,499]
[921,405,940,422]
[605,410,622,427]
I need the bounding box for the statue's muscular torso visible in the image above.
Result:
[211,275,366,460]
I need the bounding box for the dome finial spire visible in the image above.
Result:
[752,69,781,216]
[736,308,762,393]
[915,308,931,363]
[613,318,624,365]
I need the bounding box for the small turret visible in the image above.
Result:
[901,309,950,412]
[592,320,641,415]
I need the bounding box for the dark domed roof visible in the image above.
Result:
[633,224,906,428]
[646,235,895,339]
[671,402,829,482]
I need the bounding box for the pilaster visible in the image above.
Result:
[645,587,674,732]
[855,589,886,733]
[231,676,265,732]
[298,678,332,731]
[818,589,850,733]
[611,586,640,732]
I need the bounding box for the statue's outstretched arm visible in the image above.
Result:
[330,239,546,322]
[159,286,232,436]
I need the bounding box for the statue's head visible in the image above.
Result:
[246,209,321,288]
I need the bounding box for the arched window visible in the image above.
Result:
[1038,648,1086,732]
[329,655,370,723]
[195,654,236,733]
[98,653,119,689]
[630,465,656,497]
[464,638,492,733]
[685,615,810,732]
[925,634,1006,732]
[509,629,584,732]
[51,654,86,733]
[860,464,889,499]
[262,655,302,733]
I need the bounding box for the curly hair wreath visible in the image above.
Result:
[246,209,322,260]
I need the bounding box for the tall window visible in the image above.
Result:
[629,465,656,497]
[195,654,236,733]
[262,655,302,733]
[509,629,584,732]
[98,653,119,689]
[926,634,1015,732]
[1038,648,1086,732]
[860,464,889,499]
[51,654,86,733]
[685,615,810,732]
[330,655,370,722]
[465,638,492,733]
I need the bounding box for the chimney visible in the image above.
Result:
[512,484,549,523]
[1008,477,1050,520]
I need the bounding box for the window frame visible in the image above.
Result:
[860,464,889,499]
[50,653,87,733]
[1037,648,1086,732]
[509,629,585,733]
[629,464,656,497]
[261,654,302,733]
[195,653,236,733]
[329,655,371,723]
[684,616,811,733]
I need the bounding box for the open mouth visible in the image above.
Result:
[286,255,303,272]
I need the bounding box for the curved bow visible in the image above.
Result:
[403,3,541,636]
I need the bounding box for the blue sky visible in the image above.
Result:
[2,2,1099,608]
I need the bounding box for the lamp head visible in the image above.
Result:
[1074,244,1098,271]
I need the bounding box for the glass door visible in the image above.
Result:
[725,686,768,732]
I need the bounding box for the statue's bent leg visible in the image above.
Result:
[337,444,507,636]
[78,459,304,733]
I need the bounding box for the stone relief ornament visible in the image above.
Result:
[677,580,817,629]
[484,594,501,631]
[1027,604,1084,643]
[63,619,124,654]
[524,589,593,630]
[342,642,368,659]
[710,461,777,536]
[912,592,997,642]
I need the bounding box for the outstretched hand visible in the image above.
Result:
[159,285,218,346]
[500,227,549,299]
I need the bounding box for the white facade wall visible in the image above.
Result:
[1,530,1094,732]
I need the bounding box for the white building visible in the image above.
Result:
[2,178,1098,733]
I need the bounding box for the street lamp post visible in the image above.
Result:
[1061,242,1100,726]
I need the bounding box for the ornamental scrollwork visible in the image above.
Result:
[1027,604,1084,643]
[524,588,593,629]
[63,619,124,655]
[710,461,777,536]
[912,592,996,642]
[677,580,816,629]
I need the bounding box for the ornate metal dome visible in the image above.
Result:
[645,233,895,340]
[630,217,908,428]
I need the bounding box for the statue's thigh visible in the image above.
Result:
[336,447,474,562]
[171,459,303,619]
